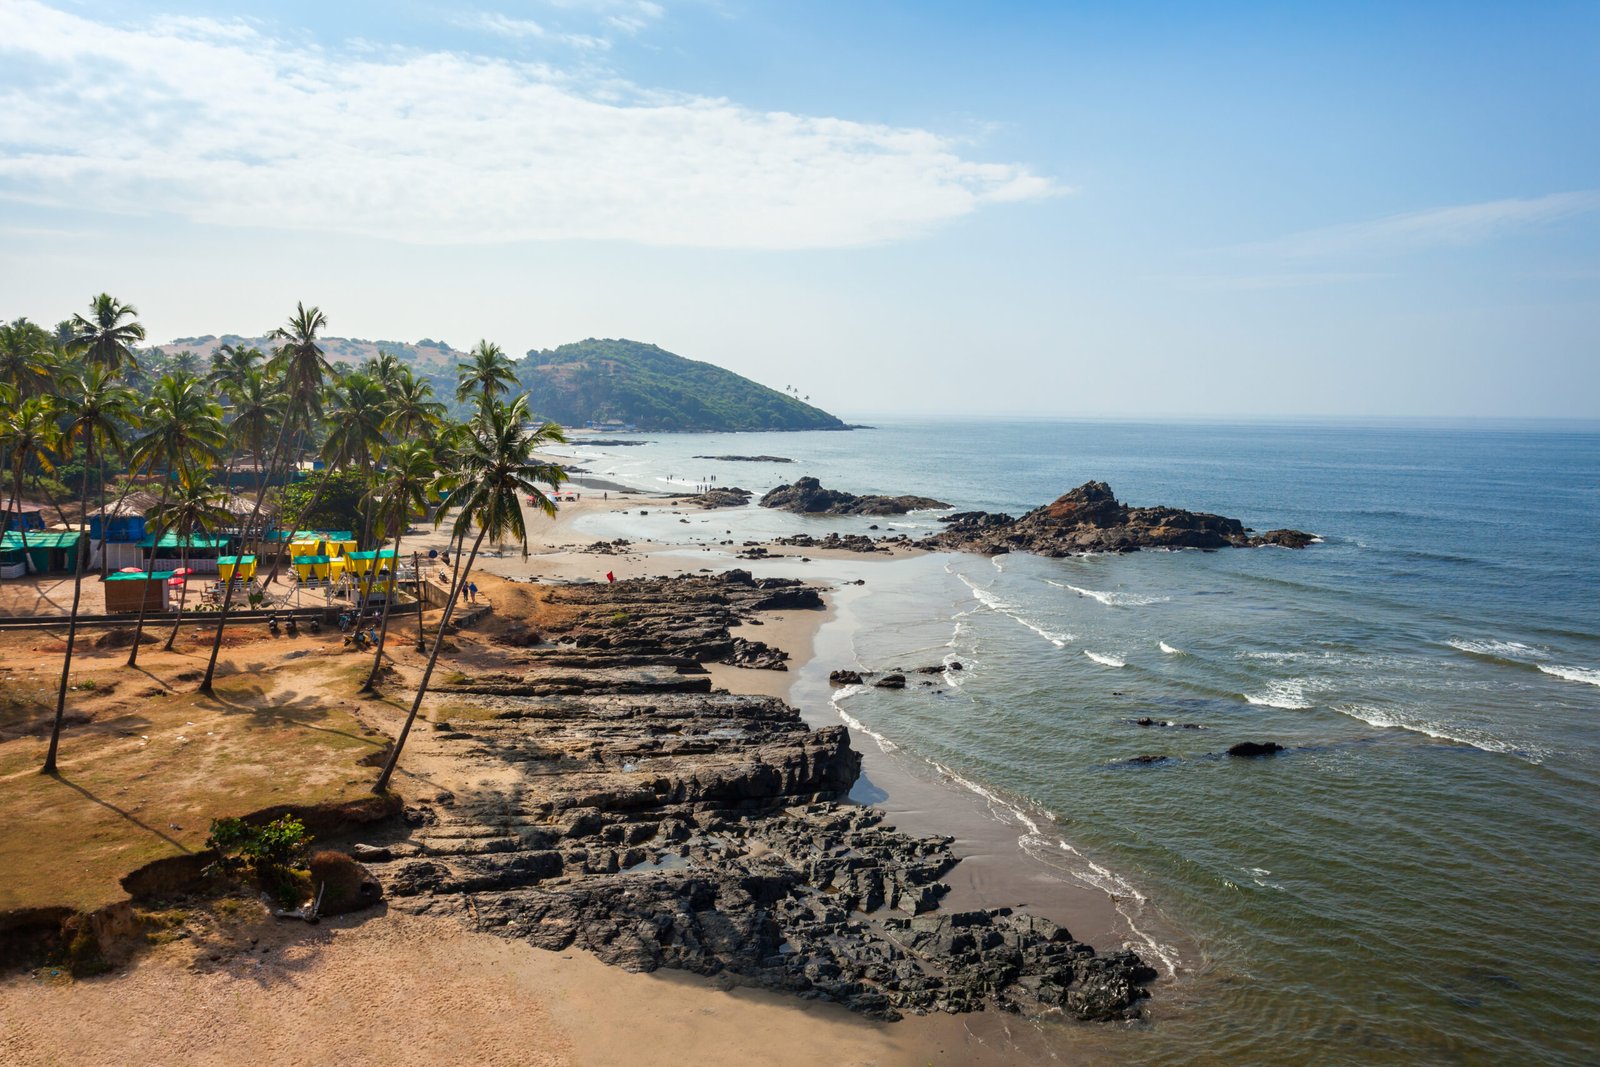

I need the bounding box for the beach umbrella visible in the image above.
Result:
[167,576,186,586]
[169,567,194,576]
[118,566,145,573]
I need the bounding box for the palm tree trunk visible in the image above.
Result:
[13,464,33,575]
[126,481,174,669]
[164,537,191,651]
[42,462,93,774]
[198,411,293,695]
[263,471,333,587]
[372,524,487,794]
[360,529,405,692]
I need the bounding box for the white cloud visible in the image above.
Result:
[1243,192,1600,259]
[0,2,1054,249]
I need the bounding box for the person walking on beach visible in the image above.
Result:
[606,570,615,583]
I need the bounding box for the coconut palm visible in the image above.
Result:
[200,303,331,696]
[0,398,61,576]
[41,366,141,775]
[360,440,438,693]
[209,343,264,391]
[384,371,446,442]
[68,294,144,377]
[455,341,518,406]
[152,476,234,651]
[0,318,55,399]
[316,372,391,602]
[364,351,405,391]
[124,375,227,668]
[222,366,288,497]
[372,396,565,793]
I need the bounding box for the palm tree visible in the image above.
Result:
[68,294,144,377]
[316,372,390,604]
[42,366,141,775]
[0,398,60,577]
[384,370,445,442]
[364,351,405,391]
[222,366,287,497]
[455,341,519,407]
[124,375,227,668]
[0,318,55,399]
[360,441,438,693]
[372,396,565,793]
[209,342,264,391]
[153,476,234,651]
[201,302,329,695]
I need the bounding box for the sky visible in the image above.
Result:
[1,0,1596,419]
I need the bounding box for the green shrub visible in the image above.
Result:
[205,815,312,906]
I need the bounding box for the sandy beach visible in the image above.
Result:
[0,484,1143,1066]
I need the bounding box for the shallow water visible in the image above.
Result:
[559,417,1600,1065]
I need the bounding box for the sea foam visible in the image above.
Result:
[1084,650,1126,668]
[1538,664,1600,688]
[1242,679,1318,709]
[1446,638,1548,660]
[1048,580,1171,607]
[1332,703,1544,764]
[959,576,1073,648]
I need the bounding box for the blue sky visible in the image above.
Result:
[1,1,1596,417]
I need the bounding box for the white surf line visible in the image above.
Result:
[924,757,1181,978]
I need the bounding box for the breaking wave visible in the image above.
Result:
[1538,664,1600,688]
[1084,650,1126,668]
[1048,580,1171,607]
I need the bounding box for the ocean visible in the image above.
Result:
[551,417,1600,1065]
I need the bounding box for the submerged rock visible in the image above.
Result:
[1227,741,1286,758]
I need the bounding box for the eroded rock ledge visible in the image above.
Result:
[364,573,1154,1022]
[921,481,1314,556]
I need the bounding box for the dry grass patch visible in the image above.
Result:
[0,668,385,914]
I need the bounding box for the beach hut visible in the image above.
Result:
[139,531,232,573]
[217,554,257,583]
[323,536,358,558]
[1,530,82,574]
[88,490,158,570]
[2,499,48,534]
[103,569,174,613]
[288,537,322,559]
[291,554,331,581]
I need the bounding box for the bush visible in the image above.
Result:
[205,815,312,906]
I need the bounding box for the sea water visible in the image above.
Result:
[554,417,1600,1065]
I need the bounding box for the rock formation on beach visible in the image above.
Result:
[684,487,753,509]
[760,477,951,517]
[921,481,1314,556]
[362,572,1154,1022]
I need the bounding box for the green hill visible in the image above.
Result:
[517,338,848,432]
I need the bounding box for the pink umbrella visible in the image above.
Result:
[118,566,144,573]
[169,567,194,576]
[167,577,186,586]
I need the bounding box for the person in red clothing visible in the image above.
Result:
[606,570,615,582]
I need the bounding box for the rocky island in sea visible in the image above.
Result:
[921,480,1315,555]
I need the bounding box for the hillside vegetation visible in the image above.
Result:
[517,338,847,432]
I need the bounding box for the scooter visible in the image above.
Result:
[285,616,299,637]
[267,615,280,637]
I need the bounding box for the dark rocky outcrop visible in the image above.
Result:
[760,477,950,517]
[1227,741,1285,758]
[686,487,754,509]
[873,673,907,690]
[364,574,1152,1023]
[771,532,910,554]
[921,482,1313,557]
[829,670,864,686]
[693,455,794,463]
